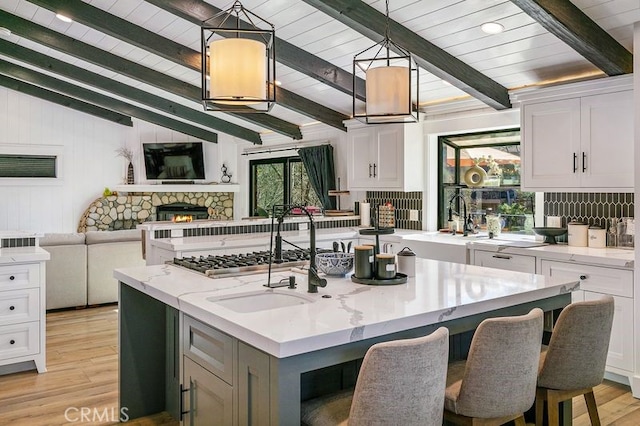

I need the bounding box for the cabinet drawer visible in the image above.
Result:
[541,260,632,297]
[0,288,39,325]
[183,315,235,385]
[0,263,40,291]
[0,322,39,359]
[473,250,536,274]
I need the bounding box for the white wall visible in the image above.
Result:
[0,87,241,233]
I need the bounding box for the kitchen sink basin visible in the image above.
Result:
[206,290,315,313]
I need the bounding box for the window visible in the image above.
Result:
[438,129,535,234]
[0,154,56,178]
[249,156,321,216]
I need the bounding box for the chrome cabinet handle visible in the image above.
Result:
[180,383,191,421]
[573,153,577,173]
[373,163,377,177]
[492,254,512,260]
[582,152,586,172]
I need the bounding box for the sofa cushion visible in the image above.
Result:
[85,229,141,244]
[40,232,85,246]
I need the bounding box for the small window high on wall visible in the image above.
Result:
[0,154,57,178]
[438,129,536,234]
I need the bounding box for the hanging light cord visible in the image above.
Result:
[384,0,391,64]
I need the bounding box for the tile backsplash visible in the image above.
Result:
[543,192,633,242]
[366,191,423,230]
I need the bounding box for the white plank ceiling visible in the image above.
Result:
[0,0,638,141]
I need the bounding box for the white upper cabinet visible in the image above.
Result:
[346,121,423,191]
[514,75,633,192]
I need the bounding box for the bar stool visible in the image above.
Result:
[444,308,544,426]
[535,296,614,426]
[300,327,449,426]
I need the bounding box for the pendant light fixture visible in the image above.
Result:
[201,1,276,113]
[353,0,419,124]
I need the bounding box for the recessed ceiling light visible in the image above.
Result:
[481,22,504,34]
[0,27,11,37]
[55,13,73,23]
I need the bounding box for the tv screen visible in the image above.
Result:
[143,143,206,181]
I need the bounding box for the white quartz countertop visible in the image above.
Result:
[0,246,50,264]
[115,258,578,358]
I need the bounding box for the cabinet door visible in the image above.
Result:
[580,90,633,188]
[472,250,536,273]
[374,126,402,188]
[348,127,375,189]
[237,342,270,426]
[522,98,581,190]
[584,292,633,372]
[183,356,234,426]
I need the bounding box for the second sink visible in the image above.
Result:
[207,290,315,313]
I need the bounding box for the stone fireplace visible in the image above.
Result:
[78,191,233,232]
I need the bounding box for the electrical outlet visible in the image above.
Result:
[409,209,419,221]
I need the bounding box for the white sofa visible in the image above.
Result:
[40,229,145,309]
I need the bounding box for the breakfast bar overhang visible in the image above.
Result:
[116,258,579,425]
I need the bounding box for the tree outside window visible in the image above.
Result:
[249,157,321,216]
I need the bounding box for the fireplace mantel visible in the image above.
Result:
[112,184,240,193]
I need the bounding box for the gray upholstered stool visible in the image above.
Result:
[535,296,614,426]
[444,308,544,426]
[300,327,449,426]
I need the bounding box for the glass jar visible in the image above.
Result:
[486,213,501,237]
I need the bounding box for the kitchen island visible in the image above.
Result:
[116,258,579,425]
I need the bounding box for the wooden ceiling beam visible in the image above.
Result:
[302,0,512,110]
[11,6,301,140]
[510,0,632,75]
[0,60,219,143]
[0,40,262,144]
[28,0,347,133]
[0,73,133,126]
[144,0,366,102]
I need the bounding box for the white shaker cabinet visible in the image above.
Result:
[516,75,633,192]
[540,260,635,392]
[346,121,423,191]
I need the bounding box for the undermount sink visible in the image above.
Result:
[207,290,316,313]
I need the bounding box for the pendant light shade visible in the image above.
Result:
[209,38,266,104]
[365,66,410,116]
[353,0,419,124]
[201,1,275,113]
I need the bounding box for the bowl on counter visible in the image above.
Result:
[532,227,567,244]
[315,252,355,276]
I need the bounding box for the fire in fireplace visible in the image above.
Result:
[157,203,209,221]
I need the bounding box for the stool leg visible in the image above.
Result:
[584,390,601,426]
[535,388,546,426]
[514,415,526,426]
[547,390,560,426]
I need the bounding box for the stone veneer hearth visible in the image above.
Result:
[78,192,234,232]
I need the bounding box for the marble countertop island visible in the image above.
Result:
[115,258,579,358]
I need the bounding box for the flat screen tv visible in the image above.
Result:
[143,142,206,181]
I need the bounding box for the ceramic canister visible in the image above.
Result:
[588,227,606,248]
[396,247,416,277]
[567,222,589,247]
[375,254,396,280]
[354,245,374,279]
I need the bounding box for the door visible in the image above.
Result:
[183,356,234,426]
[580,90,633,188]
[522,98,581,190]
[348,127,375,189]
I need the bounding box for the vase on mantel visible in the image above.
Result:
[127,162,134,184]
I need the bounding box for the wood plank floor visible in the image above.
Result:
[0,306,638,425]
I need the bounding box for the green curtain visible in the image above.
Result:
[298,145,336,210]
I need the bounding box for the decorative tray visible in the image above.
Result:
[359,227,395,235]
[351,273,407,286]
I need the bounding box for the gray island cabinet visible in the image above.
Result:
[116,258,579,425]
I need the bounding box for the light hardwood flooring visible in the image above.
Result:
[0,306,638,425]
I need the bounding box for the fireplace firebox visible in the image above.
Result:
[156,203,209,221]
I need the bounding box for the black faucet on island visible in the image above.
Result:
[267,204,327,293]
[448,194,474,237]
